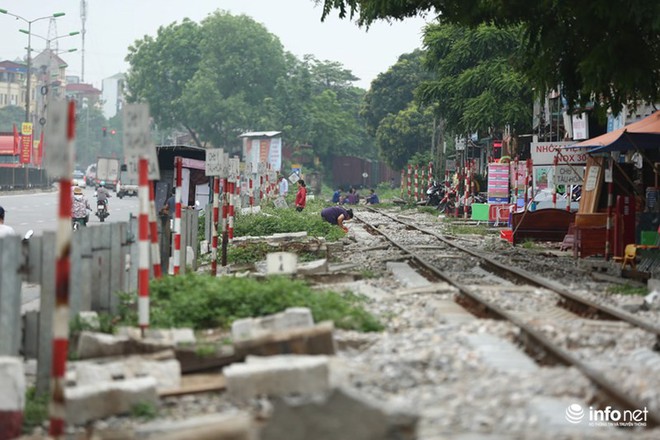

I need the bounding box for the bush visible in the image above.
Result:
[119,274,383,332]
[234,200,345,241]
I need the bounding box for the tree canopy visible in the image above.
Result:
[418,22,532,137]
[318,0,660,114]
[125,11,374,167]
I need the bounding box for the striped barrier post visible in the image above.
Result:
[228,181,235,241]
[400,169,405,198]
[464,162,471,218]
[148,181,161,279]
[0,358,25,439]
[407,164,412,199]
[249,176,254,209]
[259,174,264,202]
[514,156,519,204]
[414,165,419,201]
[138,158,150,335]
[49,101,75,437]
[173,156,183,275]
[211,177,220,276]
[428,162,433,187]
[221,178,229,267]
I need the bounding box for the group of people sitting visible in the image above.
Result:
[331,187,379,205]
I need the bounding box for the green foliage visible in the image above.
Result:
[23,387,48,434]
[130,401,158,420]
[0,105,25,132]
[418,23,532,137]
[606,284,647,296]
[120,274,382,332]
[227,242,273,264]
[320,0,659,115]
[521,239,538,249]
[418,206,439,215]
[447,223,489,236]
[234,201,345,242]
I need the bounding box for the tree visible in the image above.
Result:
[0,106,25,132]
[318,0,660,114]
[417,23,532,137]
[181,12,288,151]
[375,103,434,170]
[361,50,430,137]
[125,18,203,144]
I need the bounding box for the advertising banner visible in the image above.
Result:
[487,163,509,203]
[530,141,579,165]
[20,122,33,164]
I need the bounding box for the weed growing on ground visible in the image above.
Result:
[234,200,344,241]
[118,274,382,332]
[130,401,158,420]
[23,387,48,434]
[606,284,647,296]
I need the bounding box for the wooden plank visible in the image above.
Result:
[579,156,604,214]
[159,373,226,397]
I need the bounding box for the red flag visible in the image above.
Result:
[13,123,19,155]
[36,130,44,167]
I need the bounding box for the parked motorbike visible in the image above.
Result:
[437,187,457,215]
[95,199,109,222]
[420,180,445,206]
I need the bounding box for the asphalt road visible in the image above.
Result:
[0,186,141,308]
[0,185,141,237]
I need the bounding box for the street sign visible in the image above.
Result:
[205,148,225,177]
[43,100,72,179]
[227,158,240,182]
[123,103,160,180]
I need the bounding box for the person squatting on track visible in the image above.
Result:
[321,206,354,232]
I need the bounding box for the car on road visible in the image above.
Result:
[72,170,87,188]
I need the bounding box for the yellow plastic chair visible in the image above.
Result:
[619,244,638,270]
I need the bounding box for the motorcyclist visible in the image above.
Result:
[72,186,91,226]
[96,181,111,207]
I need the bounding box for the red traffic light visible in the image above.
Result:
[110,129,116,135]
[102,127,107,137]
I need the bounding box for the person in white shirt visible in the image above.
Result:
[278,175,289,197]
[0,205,16,237]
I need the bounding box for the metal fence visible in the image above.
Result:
[0,208,199,393]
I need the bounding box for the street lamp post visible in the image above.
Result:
[0,9,66,123]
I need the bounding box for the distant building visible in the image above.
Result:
[65,82,102,109]
[101,73,125,119]
[0,60,26,109]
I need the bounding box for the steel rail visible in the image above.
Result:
[357,209,660,427]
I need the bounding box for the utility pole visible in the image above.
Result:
[80,0,87,82]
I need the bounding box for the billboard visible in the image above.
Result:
[243,136,282,171]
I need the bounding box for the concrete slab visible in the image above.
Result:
[387,262,432,288]
[465,334,538,373]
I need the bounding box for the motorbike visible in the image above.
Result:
[421,181,445,206]
[437,187,457,215]
[95,199,110,222]
[72,217,88,230]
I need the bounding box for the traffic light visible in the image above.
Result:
[110,129,116,136]
[102,127,107,137]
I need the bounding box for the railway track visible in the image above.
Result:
[356,207,660,428]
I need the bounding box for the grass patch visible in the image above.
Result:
[606,284,647,296]
[521,239,539,249]
[446,224,489,236]
[227,242,273,264]
[130,401,158,420]
[418,206,439,215]
[118,274,383,332]
[23,387,48,434]
[234,199,345,242]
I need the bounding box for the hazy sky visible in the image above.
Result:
[0,0,428,90]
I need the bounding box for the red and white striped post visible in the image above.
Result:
[221,178,229,267]
[514,156,519,204]
[173,156,183,275]
[138,158,151,335]
[228,181,235,240]
[0,358,25,439]
[414,165,419,201]
[211,177,220,276]
[259,174,264,202]
[428,161,433,187]
[400,169,404,198]
[148,181,161,279]
[407,164,412,199]
[49,101,75,437]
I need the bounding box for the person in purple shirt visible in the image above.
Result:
[321,206,354,232]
